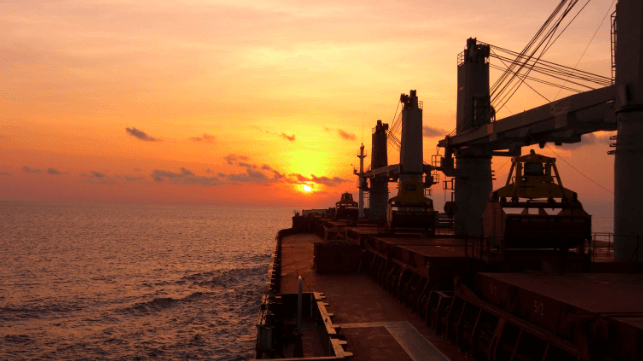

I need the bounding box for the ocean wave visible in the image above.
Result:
[1,203,290,360]
[118,292,206,316]
[182,265,266,290]
[0,303,82,322]
[4,334,32,344]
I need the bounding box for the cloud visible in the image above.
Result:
[83,171,116,183]
[324,126,356,141]
[290,173,310,182]
[152,167,193,181]
[22,166,64,175]
[223,154,259,169]
[281,133,295,141]
[254,126,296,142]
[337,129,356,141]
[150,155,347,188]
[189,133,216,143]
[238,161,256,169]
[126,127,159,142]
[22,166,42,173]
[222,160,285,184]
[423,126,448,138]
[311,175,348,186]
[224,154,250,165]
[261,164,285,179]
[81,171,116,184]
[287,173,348,186]
[227,168,271,184]
[151,167,219,185]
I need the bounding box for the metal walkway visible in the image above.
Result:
[341,321,449,361]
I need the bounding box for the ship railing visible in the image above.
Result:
[457,51,465,66]
[458,233,641,264]
[588,233,641,262]
[460,235,487,262]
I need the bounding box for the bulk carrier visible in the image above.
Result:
[253,1,643,360]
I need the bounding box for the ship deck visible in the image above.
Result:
[478,272,643,314]
[261,217,643,361]
[279,232,467,361]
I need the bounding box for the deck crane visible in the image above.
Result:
[436,0,643,261]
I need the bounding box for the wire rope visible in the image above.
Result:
[546,144,614,194]
[553,0,618,100]
[491,0,590,112]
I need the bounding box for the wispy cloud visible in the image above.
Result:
[261,164,285,179]
[82,170,116,184]
[152,156,348,188]
[337,129,356,141]
[124,175,144,182]
[422,126,448,138]
[22,166,64,175]
[22,166,42,174]
[226,168,272,184]
[225,154,251,166]
[189,133,216,143]
[324,126,356,141]
[220,155,283,184]
[254,126,296,142]
[126,127,159,142]
[152,167,219,185]
[281,133,296,141]
[152,167,193,181]
[287,173,348,187]
[311,175,347,186]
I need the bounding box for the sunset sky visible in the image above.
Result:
[1,0,617,212]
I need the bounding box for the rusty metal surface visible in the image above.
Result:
[278,233,468,361]
[269,215,643,361]
[369,237,468,256]
[341,322,449,361]
[478,272,643,315]
[400,245,468,258]
[341,327,414,361]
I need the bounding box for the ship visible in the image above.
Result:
[253,1,643,360]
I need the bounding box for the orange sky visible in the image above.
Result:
[1,0,617,212]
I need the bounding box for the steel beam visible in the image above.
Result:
[439,85,616,151]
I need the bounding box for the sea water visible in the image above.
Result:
[0,201,293,360]
[0,201,614,360]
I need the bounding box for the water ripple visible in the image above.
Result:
[0,201,292,360]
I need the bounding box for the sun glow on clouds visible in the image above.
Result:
[0,0,617,207]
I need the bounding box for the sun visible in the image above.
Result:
[302,184,312,192]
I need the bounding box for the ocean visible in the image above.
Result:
[0,201,293,361]
[0,201,614,360]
